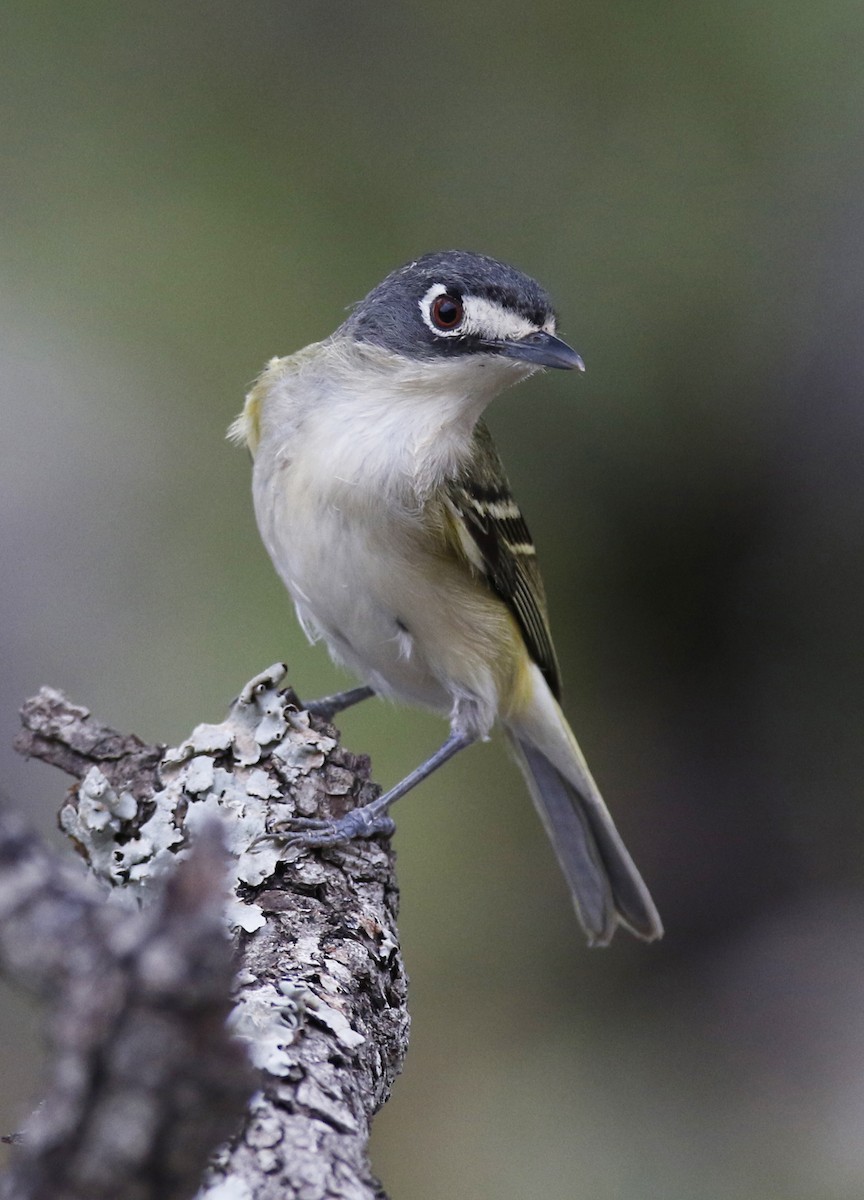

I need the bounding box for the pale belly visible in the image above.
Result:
[253,467,523,735]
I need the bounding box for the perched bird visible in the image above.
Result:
[230,250,662,945]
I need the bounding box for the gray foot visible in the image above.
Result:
[287,805,395,847]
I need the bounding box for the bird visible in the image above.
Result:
[230,250,662,946]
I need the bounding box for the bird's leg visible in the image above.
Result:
[287,728,475,846]
[302,685,375,721]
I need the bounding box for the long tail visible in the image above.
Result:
[506,665,663,946]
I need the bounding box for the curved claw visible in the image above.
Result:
[284,807,395,848]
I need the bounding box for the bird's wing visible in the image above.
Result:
[443,420,562,699]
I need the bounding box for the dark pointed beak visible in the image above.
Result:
[491,330,585,371]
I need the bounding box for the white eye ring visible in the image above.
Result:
[419,283,465,337]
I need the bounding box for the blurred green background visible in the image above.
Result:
[3,3,864,1197]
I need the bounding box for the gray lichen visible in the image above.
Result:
[59,663,338,933]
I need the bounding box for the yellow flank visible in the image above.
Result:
[500,619,536,718]
[434,495,537,721]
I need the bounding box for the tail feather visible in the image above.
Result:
[507,667,663,946]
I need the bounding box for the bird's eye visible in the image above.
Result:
[430,293,464,331]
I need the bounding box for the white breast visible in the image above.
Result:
[248,339,530,732]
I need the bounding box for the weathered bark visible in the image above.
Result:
[6,665,409,1200]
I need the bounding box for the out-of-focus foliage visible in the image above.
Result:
[2,3,863,1197]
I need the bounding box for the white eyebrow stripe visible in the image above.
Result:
[462,295,539,342]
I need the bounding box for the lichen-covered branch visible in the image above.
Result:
[7,665,410,1200]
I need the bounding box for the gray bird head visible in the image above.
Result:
[337,251,584,372]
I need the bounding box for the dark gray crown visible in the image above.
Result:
[338,250,557,359]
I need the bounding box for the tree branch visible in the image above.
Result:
[0,809,252,1200]
[6,665,409,1200]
